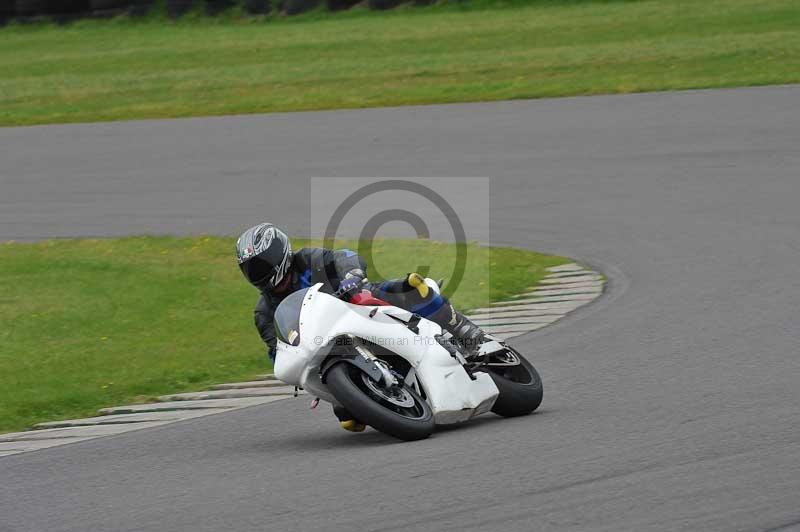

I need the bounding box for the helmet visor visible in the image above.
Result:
[240,255,283,290]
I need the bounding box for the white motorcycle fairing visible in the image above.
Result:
[273,283,499,425]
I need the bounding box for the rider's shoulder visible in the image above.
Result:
[293,247,324,262]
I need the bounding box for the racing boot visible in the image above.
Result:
[426,302,487,358]
[446,310,486,357]
[333,405,365,433]
[340,420,366,432]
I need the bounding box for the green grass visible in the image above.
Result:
[1,0,798,126]
[0,236,565,434]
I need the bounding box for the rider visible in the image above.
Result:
[236,222,487,431]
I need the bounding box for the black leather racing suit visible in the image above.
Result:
[254,247,452,360]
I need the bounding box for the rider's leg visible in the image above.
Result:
[369,273,486,354]
[425,300,486,355]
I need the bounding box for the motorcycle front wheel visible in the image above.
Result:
[326,362,435,441]
[483,346,543,417]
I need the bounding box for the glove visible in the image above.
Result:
[337,270,364,299]
[337,277,361,296]
[268,346,276,362]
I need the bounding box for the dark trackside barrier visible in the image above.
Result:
[282,0,318,15]
[10,0,152,19]
[326,0,358,11]
[5,0,262,19]
[368,0,402,9]
[1,2,13,25]
[205,0,237,14]
[2,0,436,21]
[244,0,270,14]
[15,0,90,15]
[89,0,131,10]
[165,0,193,17]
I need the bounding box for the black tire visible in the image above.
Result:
[485,347,543,417]
[326,362,435,441]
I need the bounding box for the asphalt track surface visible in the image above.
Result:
[2,86,800,532]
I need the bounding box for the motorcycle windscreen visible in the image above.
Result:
[274,288,309,347]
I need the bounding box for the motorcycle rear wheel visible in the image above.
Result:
[483,347,543,417]
[326,362,435,441]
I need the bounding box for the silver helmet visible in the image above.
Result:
[236,223,292,291]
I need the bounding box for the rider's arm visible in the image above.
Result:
[331,248,367,283]
[254,294,277,361]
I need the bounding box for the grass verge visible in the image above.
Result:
[0,236,565,434]
[0,0,798,126]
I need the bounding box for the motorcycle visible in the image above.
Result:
[272,278,543,441]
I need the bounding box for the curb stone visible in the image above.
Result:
[33,410,221,429]
[1,264,602,456]
[524,280,603,291]
[0,375,296,457]
[157,386,300,401]
[539,274,602,284]
[522,285,603,296]
[212,380,289,390]
[472,315,561,326]
[546,263,585,273]
[465,262,604,340]
[471,301,584,314]
[491,293,598,306]
[98,397,285,414]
